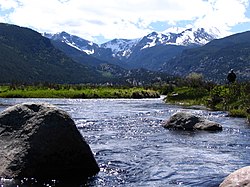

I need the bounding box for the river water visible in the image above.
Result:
[0,97,250,187]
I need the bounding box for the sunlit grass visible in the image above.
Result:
[165,86,209,106]
[0,85,160,99]
[164,83,250,119]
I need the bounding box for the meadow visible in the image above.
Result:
[0,84,160,99]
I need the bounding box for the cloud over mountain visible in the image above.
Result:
[0,0,249,43]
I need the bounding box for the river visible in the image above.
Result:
[0,97,250,187]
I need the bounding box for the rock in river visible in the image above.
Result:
[163,112,222,131]
[0,103,99,181]
[220,166,250,187]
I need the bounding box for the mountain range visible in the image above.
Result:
[46,27,250,83]
[0,23,173,85]
[1,22,250,84]
[45,27,219,70]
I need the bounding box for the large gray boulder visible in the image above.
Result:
[0,103,99,180]
[220,166,250,187]
[163,112,222,131]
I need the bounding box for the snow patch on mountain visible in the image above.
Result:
[44,32,98,55]
[139,27,219,50]
[44,27,220,61]
[140,32,175,50]
[164,26,223,39]
[101,38,140,59]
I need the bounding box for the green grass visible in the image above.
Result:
[0,85,160,99]
[165,87,209,106]
[228,109,247,118]
[164,83,250,119]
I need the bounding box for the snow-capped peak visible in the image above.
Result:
[44,31,98,55]
[43,27,220,61]
[174,28,212,46]
[139,27,219,50]
[164,26,223,39]
[140,31,176,50]
[101,38,140,59]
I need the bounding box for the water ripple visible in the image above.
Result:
[1,98,250,187]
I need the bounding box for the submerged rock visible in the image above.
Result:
[0,103,99,180]
[163,112,222,131]
[220,166,250,187]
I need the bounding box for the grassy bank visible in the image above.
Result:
[164,83,250,121]
[0,85,160,99]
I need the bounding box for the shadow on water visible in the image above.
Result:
[1,98,250,186]
[0,177,99,187]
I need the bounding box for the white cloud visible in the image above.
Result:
[194,0,250,36]
[0,0,249,43]
[0,0,19,10]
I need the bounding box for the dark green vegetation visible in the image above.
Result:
[0,84,160,99]
[0,23,105,84]
[161,31,250,83]
[164,74,250,121]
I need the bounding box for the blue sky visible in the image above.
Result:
[0,0,250,44]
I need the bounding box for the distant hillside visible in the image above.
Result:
[51,40,107,67]
[125,41,191,70]
[0,23,104,84]
[161,31,250,83]
[49,37,174,85]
